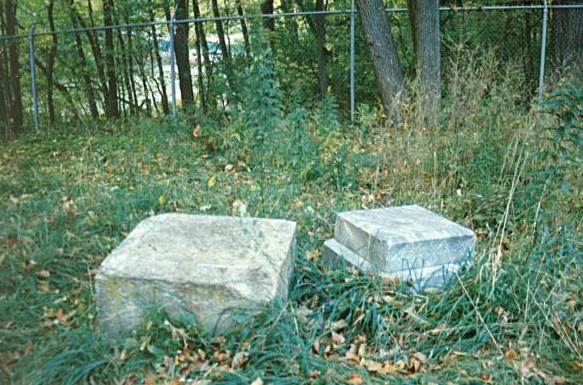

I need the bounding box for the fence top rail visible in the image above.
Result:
[1,3,582,42]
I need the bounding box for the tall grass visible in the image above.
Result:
[0,51,581,385]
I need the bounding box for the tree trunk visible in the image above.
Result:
[73,0,109,110]
[69,7,99,118]
[194,28,207,113]
[192,0,213,109]
[103,0,119,117]
[356,0,407,115]
[552,1,583,81]
[281,0,300,42]
[261,0,275,51]
[175,0,195,106]
[261,0,275,32]
[47,0,58,124]
[410,0,441,125]
[0,3,10,135]
[115,20,133,115]
[0,43,9,136]
[192,0,211,73]
[211,0,234,84]
[314,0,328,97]
[125,24,139,114]
[149,1,169,114]
[5,0,23,131]
[235,0,250,55]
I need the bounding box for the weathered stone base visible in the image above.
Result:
[96,214,296,339]
[322,239,464,290]
[322,205,476,290]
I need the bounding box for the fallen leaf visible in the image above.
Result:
[158,194,168,205]
[347,373,363,385]
[323,344,332,356]
[142,165,150,176]
[38,282,50,292]
[412,352,427,364]
[231,199,247,216]
[231,351,249,369]
[54,308,70,325]
[362,359,383,373]
[213,350,230,364]
[312,339,321,354]
[193,125,201,138]
[23,341,33,355]
[505,349,517,362]
[345,343,360,363]
[331,331,345,345]
[331,319,348,331]
[197,349,207,361]
[37,270,51,278]
[480,372,493,383]
[207,175,217,188]
[144,375,157,385]
[305,249,318,261]
[61,198,78,215]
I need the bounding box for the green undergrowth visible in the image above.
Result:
[1,71,582,384]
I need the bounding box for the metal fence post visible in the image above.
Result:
[169,9,178,118]
[538,0,548,105]
[29,23,39,132]
[350,0,356,123]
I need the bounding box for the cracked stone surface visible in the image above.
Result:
[322,205,476,290]
[96,214,296,338]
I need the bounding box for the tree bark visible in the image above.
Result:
[124,23,139,114]
[261,0,275,51]
[211,0,234,84]
[235,0,250,55]
[552,0,583,81]
[261,0,275,32]
[103,0,119,117]
[314,0,328,97]
[69,6,99,118]
[356,0,407,115]
[115,21,132,115]
[0,3,10,135]
[72,0,109,109]
[175,0,195,106]
[192,0,211,73]
[192,0,213,110]
[410,0,441,125]
[194,27,207,112]
[5,0,23,130]
[149,0,169,114]
[47,0,58,124]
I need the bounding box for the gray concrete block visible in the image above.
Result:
[324,205,475,290]
[96,214,296,338]
[322,238,464,290]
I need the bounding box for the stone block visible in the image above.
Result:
[96,214,296,338]
[322,205,475,290]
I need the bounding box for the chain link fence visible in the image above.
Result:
[0,3,582,136]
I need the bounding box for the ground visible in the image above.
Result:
[0,87,582,385]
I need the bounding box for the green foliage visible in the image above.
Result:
[543,81,583,164]
[1,56,583,385]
